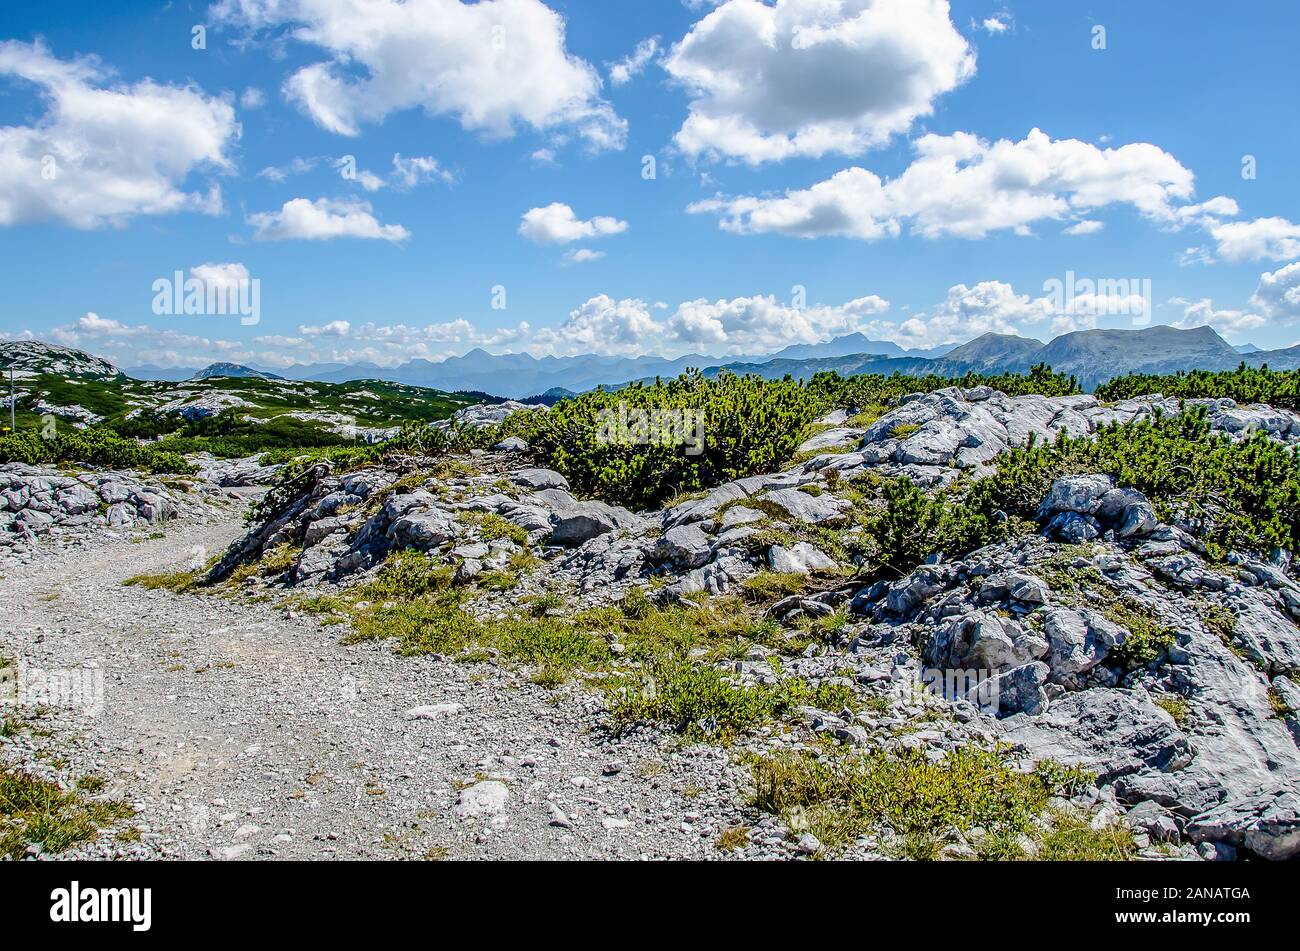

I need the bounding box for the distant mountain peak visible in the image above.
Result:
[191,363,283,381]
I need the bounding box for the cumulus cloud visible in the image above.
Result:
[299,319,351,337]
[240,86,266,108]
[518,202,628,244]
[890,281,1050,346]
[1207,216,1300,263]
[689,128,1200,240]
[1248,261,1300,323]
[563,248,605,264]
[39,268,1264,370]
[0,39,237,228]
[189,262,253,292]
[1168,297,1265,338]
[980,15,1009,34]
[608,36,659,85]
[212,0,626,152]
[248,197,410,242]
[664,0,975,164]
[520,292,893,358]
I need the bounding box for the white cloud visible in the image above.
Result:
[664,0,975,164]
[248,197,410,242]
[213,0,626,152]
[1065,220,1104,236]
[299,319,351,336]
[892,281,1052,346]
[608,36,660,85]
[190,262,252,291]
[240,86,266,108]
[390,153,453,188]
[1207,216,1300,263]
[664,293,891,356]
[1168,297,1265,338]
[1248,261,1300,323]
[0,40,237,228]
[258,156,319,181]
[563,248,605,264]
[523,291,894,358]
[980,16,1009,34]
[518,202,628,244]
[259,152,450,191]
[689,128,1199,240]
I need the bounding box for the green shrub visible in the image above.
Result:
[806,363,1079,410]
[968,407,1300,558]
[851,406,1300,575]
[491,370,824,509]
[0,428,193,474]
[1096,364,1299,411]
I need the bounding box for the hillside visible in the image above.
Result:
[0,340,483,452]
[0,340,122,380]
[939,332,1046,372]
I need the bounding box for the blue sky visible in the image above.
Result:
[1,0,1298,370]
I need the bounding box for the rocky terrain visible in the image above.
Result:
[3,386,1299,861]
[0,463,238,556]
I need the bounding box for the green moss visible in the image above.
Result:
[1034,809,1139,860]
[1269,685,1295,719]
[476,570,519,592]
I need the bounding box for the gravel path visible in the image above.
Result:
[0,508,754,861]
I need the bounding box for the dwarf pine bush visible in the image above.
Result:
[0,428,193,474]
[1096,364,1299,410]
[853,405,1299,576]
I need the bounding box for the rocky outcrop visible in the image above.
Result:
[799,387,1300,488]
[0,462,228,553]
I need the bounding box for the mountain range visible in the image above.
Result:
[689,325,1300,392]
[10,324,1297,399]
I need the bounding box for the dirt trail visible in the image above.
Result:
[0,511,745,860]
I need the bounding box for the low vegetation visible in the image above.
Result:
[0,768,134,859]
[1096,364,1299,411]
[748,746,1125,859]
[0,428,192,474]
[475,366,1083,509]
[843,406,1300,579]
